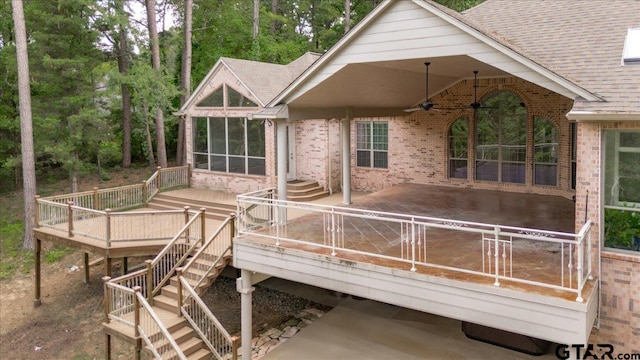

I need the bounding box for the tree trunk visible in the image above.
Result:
[253,0,259,38]
[344,0,351,33]
[146,0,167,168]
[117,23,132,168]
[11,0,37,250]
[177,0,192,166]
[270,0,278,35]
[143,100,157,171]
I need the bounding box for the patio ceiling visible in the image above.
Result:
[284,55,511,119]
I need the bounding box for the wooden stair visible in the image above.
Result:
[146,307,211,360]
[147,193,236,220]
[287,180,329,201]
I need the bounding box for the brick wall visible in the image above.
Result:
[350,77,575,199]
[578,121,640,353]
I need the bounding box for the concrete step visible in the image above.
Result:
[287,181,329,201]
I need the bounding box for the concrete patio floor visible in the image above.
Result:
[259,292,559,360]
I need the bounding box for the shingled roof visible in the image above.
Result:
[463,0,640,115]
[221,52,320,105]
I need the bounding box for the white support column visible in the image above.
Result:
[276,120,288,201]
[237,269,254,360]
[342,109,352,205]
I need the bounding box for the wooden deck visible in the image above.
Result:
[237,183,595,302]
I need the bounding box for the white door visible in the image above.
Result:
[287,124,296,180]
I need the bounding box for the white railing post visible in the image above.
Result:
[410,218,417,272]
[331,208,337,256]
[576,235,584,302]
[493,226,500,287]
[587,226,593,280]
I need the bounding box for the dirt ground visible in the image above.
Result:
[0,250,329,359]
[0,167,329,359]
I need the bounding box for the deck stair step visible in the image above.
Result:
[147,193,236,220]
[287,180,329,201]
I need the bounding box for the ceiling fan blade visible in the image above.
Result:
[403,107,422,112]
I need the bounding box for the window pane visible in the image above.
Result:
[535,164,557,186]
[619,152,640,203]
[227,118,245,156]
[501,163,525,183]
[373,151,387,168]
[450,160,467,179]
[192,117,208,153]
[356,123,370,150]
[449,118,468,159]
[228,86,257,107]
[248,158,265,175]
[197,87,223,107]
[246,119,265,157]
[357,150,370,167]
[620,132,640,147]
[372,122,388,151]
[228,156,245,174]
[193,154,208,169]
[476,116,499,160]
[476,161,498,181]
[209,118,226,154]
[210,155,226,172]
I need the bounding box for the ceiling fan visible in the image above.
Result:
[404,62,516,113]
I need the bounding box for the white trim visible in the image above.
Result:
[411,0,601,102]
[268,0,397,106]
[269,0,601,108]
[567,111,640,122]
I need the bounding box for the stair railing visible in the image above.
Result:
[180,214,235,291]
[178,275,239,360]
[134,287,188,360]
[174,214,238,360]
[146,208,207,299]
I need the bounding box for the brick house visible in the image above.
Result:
[179,0,639,355]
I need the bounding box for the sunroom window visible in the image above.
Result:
[356,121,388,169]
[603,130,640,252]
[196,84,258,108]
[192,117,265,175]
[449,117,468,179]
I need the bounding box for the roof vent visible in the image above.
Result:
[623,28,640,64]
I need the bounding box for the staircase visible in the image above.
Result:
[104,211,238,360]
[147,192,236,221]
[147,253,232,360]
[287,180,329,201]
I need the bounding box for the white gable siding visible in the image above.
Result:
[288,0,578,104]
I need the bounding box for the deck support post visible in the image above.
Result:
[122,257,128,274]
[200,208,206,245]
[342,109,352,205]
[34,238,41,307]
[83,252,90,283]
[104,333,111,360]
[237,269,254,360]
[133,286,142,360]
[105,256,112,278]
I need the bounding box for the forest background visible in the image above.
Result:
[0,0,482,261]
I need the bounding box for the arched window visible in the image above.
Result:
[534,117,559,186]
[449,117,468,179]
[475,91,526,183]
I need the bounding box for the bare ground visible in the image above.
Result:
[0,167,330,359]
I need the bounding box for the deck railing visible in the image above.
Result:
[176,215,238,360]
[103,278,187,360]
[35,166,192,246]
[146,210,206,298]
[237,189,594,302]
[135,288,188,360]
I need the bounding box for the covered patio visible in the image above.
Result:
[237,183,592,301]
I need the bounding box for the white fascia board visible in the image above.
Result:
[179,58,226,112]
[267,0,396,107]
[567,111,640,122]
[411,0,602,102]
